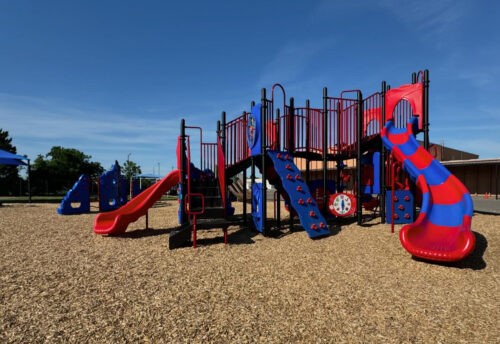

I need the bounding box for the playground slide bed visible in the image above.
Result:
[0,202,498,343]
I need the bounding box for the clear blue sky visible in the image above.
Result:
[1,0,499,175]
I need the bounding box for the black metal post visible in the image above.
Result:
[27,159,32,203]
[356,91,363,225]
[261,88,267,236]
[322,87,328,214]
[288,97,295,154]
[276,108,281,230]
[380,81,386,223]
[412,72,417,84]
[180,119,188,225]
[424,69,430,150]
[305,99,310,185]
[336,101,341,193]
[243,167,247,224]
[221,111,227,210]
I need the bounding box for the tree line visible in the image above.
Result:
[0,129,141,196]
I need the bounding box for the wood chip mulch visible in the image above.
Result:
[0,202,498,343]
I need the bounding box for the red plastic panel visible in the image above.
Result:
[386,83,423,129]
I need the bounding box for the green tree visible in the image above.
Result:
[32,146,104,195]
[123,159,142,180]
[0,129,22,196]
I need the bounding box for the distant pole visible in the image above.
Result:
[127,153,131,199]
[27,159,32,203]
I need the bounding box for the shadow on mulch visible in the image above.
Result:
[111,227,174,239]
[412,231,488,270]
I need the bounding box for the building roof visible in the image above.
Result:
[441,158,500,166]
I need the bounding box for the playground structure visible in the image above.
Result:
[94,69,476,262]
[58,162,141,215]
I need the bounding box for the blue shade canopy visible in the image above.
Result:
[135,173,162,179]
[0,149,28,166]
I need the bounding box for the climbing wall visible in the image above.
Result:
[267,151,330,238]
[57,174,90,215]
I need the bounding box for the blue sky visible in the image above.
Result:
[1,0,499,175]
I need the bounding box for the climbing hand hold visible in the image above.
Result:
[404,196,410,201]
[296,186,303,192]
[393,214,399,220]
[298,198,304,205]
[309,211,316,217]
[398,205,404,210]
[404,214,410,219]
[286,164,292,170]
[295,174,301,180]
[319,222,326,229]
[285,154,291,160]
[277,153,282,159]
[310,224,318,230]
[287,174,293,180]
[306,198,313,204]
[393,196,398,202]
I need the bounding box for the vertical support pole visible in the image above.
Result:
[336,101,341,193]
[180,119,188,225]
[305,99,310,185]
[322,87,328,215]
[380,81,387,223]
[221,111,227,211]
[146,210,149,229]
[276,108,281,230]
[261,88,268,236]
[288,97,295,154]
[27,159,32,203]
[423,69,430,150]
[412,72,417,84]
[356,91,363,225]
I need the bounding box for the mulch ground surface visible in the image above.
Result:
[0,202,498,343]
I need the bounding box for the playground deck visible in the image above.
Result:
[1,202,498,343]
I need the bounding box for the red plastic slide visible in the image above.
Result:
[94,170,179,235]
